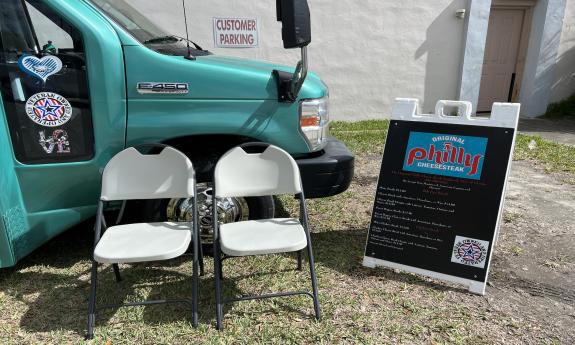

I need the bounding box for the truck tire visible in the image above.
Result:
[245,195,275,220]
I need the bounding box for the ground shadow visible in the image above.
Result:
[0,221,237,336]
[310,228,469,294]
[0,220,318,337]
[2,259,242,336]
[275,197,469,293]
[518,118,575,134]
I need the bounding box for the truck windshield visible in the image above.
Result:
[89,0,174,44]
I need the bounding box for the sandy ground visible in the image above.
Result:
[489,160,575,339]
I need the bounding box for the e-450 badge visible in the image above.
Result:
[137,82,189,94]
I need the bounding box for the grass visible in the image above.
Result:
[544,94,575,119]
[0,120,573,344]
[328,120,389,156]
[503,211,521,224]
[514,134,575,175]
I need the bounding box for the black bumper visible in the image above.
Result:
[296,138,355,198]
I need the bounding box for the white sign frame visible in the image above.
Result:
[213,17,260,48]
[362,99,520,295]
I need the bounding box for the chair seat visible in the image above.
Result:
[94,222,192,264]
[219,218,307,256]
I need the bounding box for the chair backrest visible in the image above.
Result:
[101,147,195,201]
[214,144,302,198]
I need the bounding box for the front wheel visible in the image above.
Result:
[135,183,275,246]
[167,183,275,240]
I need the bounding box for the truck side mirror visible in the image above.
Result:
[274,0,311,103]
[276,0,311,49]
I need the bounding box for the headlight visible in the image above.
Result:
[299,96,329,151]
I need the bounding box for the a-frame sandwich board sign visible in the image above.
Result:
[363,99,520,295]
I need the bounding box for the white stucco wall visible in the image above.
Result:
[126,0,468,120]
[519,0,568,117]
[550,0,575,103]
[458,0,491,112]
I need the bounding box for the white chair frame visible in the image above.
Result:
[86,144,202,339]
[211,142,320,330]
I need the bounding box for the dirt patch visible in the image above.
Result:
[489,160,575,340]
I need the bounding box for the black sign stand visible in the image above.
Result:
[363,99,520,295]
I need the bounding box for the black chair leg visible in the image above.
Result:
[213,242,224,330]
[112,263,122,282]
[198,236,205,277]
[297,250,303,271]
[218,254,224,280]
[86,260,98,340]
[192,241,199,327]
[306,245,321,320]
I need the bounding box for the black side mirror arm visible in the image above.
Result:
[274,46,308,103]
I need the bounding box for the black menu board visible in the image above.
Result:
[363,100,519,295]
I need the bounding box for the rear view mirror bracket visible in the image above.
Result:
[273,46,308,103]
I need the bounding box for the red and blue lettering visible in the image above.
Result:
[403,132,488,180]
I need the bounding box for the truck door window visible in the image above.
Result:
[0,0,94,164]
[89,0,210,57]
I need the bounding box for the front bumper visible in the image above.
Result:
[296,138,355,198]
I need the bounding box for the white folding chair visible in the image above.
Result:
[212,142,320,330]
[86,145,201,339]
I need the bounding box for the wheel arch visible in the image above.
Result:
[160,134,262,182]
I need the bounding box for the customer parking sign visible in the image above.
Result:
[213,17,259,48]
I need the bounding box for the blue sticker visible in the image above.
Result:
[403,132,488,180]
[18,55,62,83]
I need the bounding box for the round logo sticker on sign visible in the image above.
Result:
[450,236,489,269]
[25,92,72,127]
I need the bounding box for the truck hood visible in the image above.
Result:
[123,45,327,101]
[197,55,327,100]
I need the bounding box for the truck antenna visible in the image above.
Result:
[182,0,195,60]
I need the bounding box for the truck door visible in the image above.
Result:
[0,0,126,264]
[1,1,94,163]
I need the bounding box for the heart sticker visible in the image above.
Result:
[18,55,63,83]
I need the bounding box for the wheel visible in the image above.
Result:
[124,183,275,254]
[165,182,275,239]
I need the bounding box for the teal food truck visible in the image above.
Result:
[0,0,354,267]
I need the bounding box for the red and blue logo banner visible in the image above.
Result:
[403,132,488,180]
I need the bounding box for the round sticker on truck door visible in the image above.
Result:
[25,92,72,127]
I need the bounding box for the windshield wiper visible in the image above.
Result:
[143,35,205,52]
[173,35,204,51]
[143,35,179,44]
